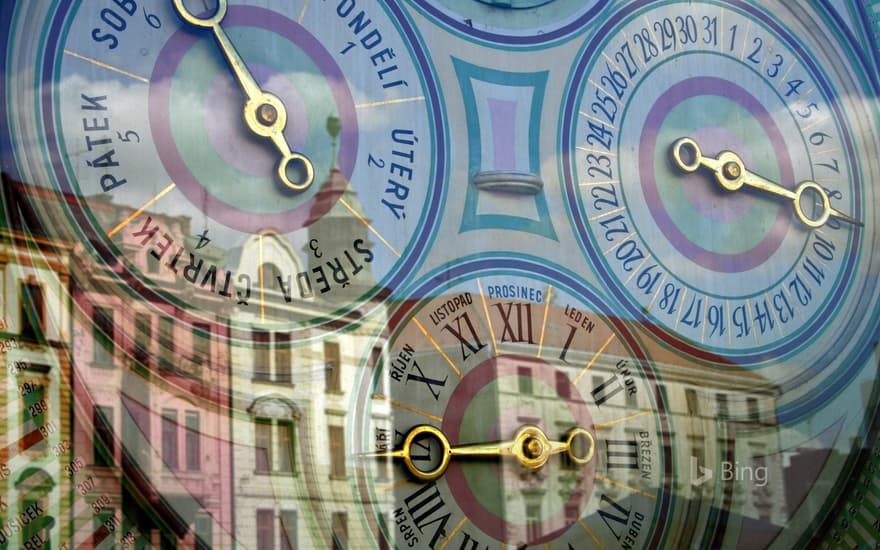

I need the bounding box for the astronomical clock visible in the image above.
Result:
[1,0,879,548]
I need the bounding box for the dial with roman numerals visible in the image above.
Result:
[352,256,672,548]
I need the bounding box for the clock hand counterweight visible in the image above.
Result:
[671,137,861,228]
[172,0,314,191]
[366,424,595,482]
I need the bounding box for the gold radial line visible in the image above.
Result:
[64,49,150,83]
[580,112,618,130]
[356,96,426,109]
[578,519,605,550]
[801,116,831,133]
[813,147,842,156]
[476,278,498,355]
[595,410,653,430]
[603,233,637,256]
[376,479,413,493]
[576,146,617,157]
[589,206,626,222]
[623,256,650,286]
[537,284,553,358]
[777,62,796,90]
[297,0,311,23]
[587,79,623,106]
[437,517,468,550]
[372,393,442,422]
[580,179,620,187]
[339,197,401,257]
[596,474,657,500]
[644,14,662,60]
[107,183,176,238]
[573,333,615,385]
[413,318,462,379]
[259,234,266,322]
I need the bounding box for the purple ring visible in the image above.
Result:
[639,77,792,273]
[149,6,357,234]
[442,355,596,544]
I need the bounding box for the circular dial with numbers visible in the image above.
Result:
[8,0,445,332]
[562,0,879,368]
[404,0,608,45]
[352,257,672,549]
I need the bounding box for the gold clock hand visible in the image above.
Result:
[365,424,594,482]
[172,0,315,191]
[671,137,862,228]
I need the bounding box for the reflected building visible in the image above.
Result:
[67,195,234,549]
[227,174,391,549]
[0,179,74,548]
[0,179,791,548]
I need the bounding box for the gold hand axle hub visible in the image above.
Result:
[368,424,595,482]
[671,137,861,228]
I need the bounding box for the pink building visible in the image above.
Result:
[18,183,237,548]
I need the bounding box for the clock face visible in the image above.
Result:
[562,0,877,369]
[352,257,672,548]
[18,0,446,332]
[405,0,608,44]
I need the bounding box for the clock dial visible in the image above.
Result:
[562,0,878,368]
[405,0,608,45]
[352,257,673,548]
[4,0,880,548]
[13,0,445,331]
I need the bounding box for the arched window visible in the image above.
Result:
[249,397,300,475]
[259,263,282,287]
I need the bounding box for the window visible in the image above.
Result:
[329,425,345,479]
[717,393,729,418]
[93,306,115,366]
[331,512,348,550]
[626,383,638,409]
[195,513,212,550]
[93,405,115,467]
[747,397,760,421]
[159,316,175,369]
[255,418,273,473]
[19,281,44,341]
[185,411,201,471]
[162,409,178,470]
[255,417,296,475]
[685,388,700,416]
[277,420,295,473]
[147,248,161,273]
[325,342,341,393]
[526,504,542,542]
[260,262,282,288]
[93,507,115,547]
[193,322,211,365]
[275,332,292,384]
[134,313,152,364]
[556,371,570,400]
[368,346,383,369]
[517,366,533,394]
[126,395,151,470]
[254,331,293,383]
[20,379,48,453]
[280,510,297,550]
[689,435,705,475]
[254,331,271,381]
[257,509,274,550]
